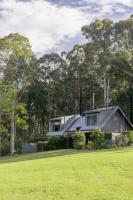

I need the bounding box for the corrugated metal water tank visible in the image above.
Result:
[22,143,37,153]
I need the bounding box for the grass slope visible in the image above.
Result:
[0,148,133,200]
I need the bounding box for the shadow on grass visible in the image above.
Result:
[0,146,133,164]
[0,149,84,164]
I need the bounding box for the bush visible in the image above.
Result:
[73,132,85,150]
[113,133,129,147]
[127,131,133,143]
[115,135,125,147]
[0,141,10,156]
[121,132,129,146]
[47,136,67,151]
[37,136,74,152]
[86,141,94,150]
[91,128,105,148]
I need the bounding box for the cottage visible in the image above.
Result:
[47,106,133,142]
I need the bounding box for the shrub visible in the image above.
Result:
[115,135,125,147]
[47,136,67,151]
[0,141,10,156]
[37,136,73,152]
[113,133,129,147]
[86,141,94,150]
[121,132,129,146]
[73,132,85,150]
[91,128,105,148]
[127,131,133,143]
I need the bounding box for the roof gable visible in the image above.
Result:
[101,106,133,129]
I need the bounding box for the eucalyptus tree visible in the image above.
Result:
[38,53,68,118]
[0,33,34,154]
[82,19,114,107]
[112,17,133,122]
[66,45,85,114]
[25,80,49,136]
[0,83,16,143]
[81,16,133,121]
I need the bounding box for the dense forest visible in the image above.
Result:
[0,16,133,154]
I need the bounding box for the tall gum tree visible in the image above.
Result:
[82,19,114,107]
[81,17,133,122]
[0,33,34,154]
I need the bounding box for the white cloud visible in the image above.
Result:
[82,0,133,7]
[0,0,133,54]
[0,0,88,54]
[82,0,133,16]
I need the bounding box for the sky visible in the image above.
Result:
[0,0,133,55]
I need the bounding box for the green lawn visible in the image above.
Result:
[0,148,133,200]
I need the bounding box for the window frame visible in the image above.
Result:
[51,120,61,132]
[86,113,98,127]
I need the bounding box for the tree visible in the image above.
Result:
[81,17,133,122]
[0,33,34,154]
[82,19,114,107]
[112,17,133,122]
[26,80,49,136]
[38,53,68,117]
[66,42,107,113]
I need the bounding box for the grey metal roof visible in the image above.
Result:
[48,106,133,135]
[67,106,133,132]
[83,106,116,115]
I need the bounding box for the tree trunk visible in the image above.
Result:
[129,77,133,123]
[11,112,15,155]
[92,92,95,109]
[104,74,110,108]
[79,88,82,115]
[107,78,110,107]
[104,74,107,107]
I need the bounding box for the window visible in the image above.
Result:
[52,120,61,132]
[86,115,97,126]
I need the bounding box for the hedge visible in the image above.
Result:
[128,131,133,143]
[37,136,68,151]
[0,141,10,156]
